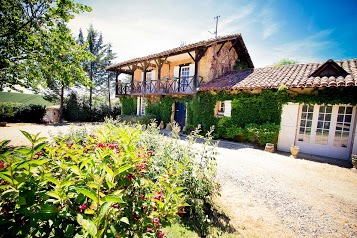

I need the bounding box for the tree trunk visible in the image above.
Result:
[89,64,93,121]
[107,73,111,109]
[59,82,65,122]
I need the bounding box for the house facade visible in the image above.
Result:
[200,59,357,160]
[106,34,253,127]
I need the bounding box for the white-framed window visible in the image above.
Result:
[180,66,190,87]
[216,100,232,117]
[146,71,152,81]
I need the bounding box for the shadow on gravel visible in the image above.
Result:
[276,150,353,169]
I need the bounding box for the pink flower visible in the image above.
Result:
[154,192,164,201]
[147,150,153,156]
[139,194,145,199]
[140,164,146,170]
[158,231,165,238]
[0,161,4,169]
[79,203,87,210]
[108,144,115,150]
[147,227,153,232]
[126,173,135,180]
[153,217,159,225]
[98,143,105,148]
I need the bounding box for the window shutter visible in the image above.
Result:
[137,97,141,116]
[173,66,179,77]
[141,72,144,80]
[189,63,195,76]
[151,70,156,80]
[224,100,232,117]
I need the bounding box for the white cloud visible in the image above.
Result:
[260,7,281,39]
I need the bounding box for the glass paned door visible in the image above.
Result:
[298,105,314,143]
[180,66,189,90]
[315,106,332,145]
[333,106,353,148]
[296,104,355,159]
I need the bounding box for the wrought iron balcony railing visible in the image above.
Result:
[116,76,203,96]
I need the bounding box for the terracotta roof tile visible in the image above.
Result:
[106,34,254,70]
[199,59,357,91]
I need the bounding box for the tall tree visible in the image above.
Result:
[78,25,116,117]
[33,23,93,121]
[0,0,91,90]
[273,59,298,67]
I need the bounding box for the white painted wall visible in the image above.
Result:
[352,116,357,156]
[277,103,299,152]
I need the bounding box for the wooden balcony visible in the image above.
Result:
[116,76,203,96]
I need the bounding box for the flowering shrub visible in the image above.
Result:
[138,122,221,236]
[0,124,193,237]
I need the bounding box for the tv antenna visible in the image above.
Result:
[208,15,220,38]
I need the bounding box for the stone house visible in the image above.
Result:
[106,34,253,126]
[200,59,357,160]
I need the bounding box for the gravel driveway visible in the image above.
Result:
[1,124,356,237]
[215,141,357,237]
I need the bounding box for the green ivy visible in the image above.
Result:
[120,96,136,115]
[146,97,175,124]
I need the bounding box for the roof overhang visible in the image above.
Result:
[106,34,254,72]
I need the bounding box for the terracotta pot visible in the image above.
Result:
[290,146,299,158]
[265,143,275,153]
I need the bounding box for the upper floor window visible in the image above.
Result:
[146,71,152,81]
[180,66,190,87]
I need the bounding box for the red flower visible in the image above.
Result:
[108,144,115,150]
[147,227,153,232]
[140,164,146,170]
[139,194,145,199]
[147,150,153,156]
[79,203,87,210]
[0,161,4,169]
[126,173,135,180]
[154,192,164,201]
[158,231,165,238]
[153,217,159,225]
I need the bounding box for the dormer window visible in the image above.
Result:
[309,59,349,78]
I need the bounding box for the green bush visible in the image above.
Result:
[245,123,280,146]
[121,114,156,125]
[120,96,137,115]
[146,97,174,124]
[0,102,45,123]
[0,122,220,237]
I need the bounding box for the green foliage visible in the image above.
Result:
[245,123,280,145]
[120,115,156,125]
[146,97,174,124]
[1,122,220,237]
[120,96,137,115]
[233,60,249,70]
[139,123,221,236]
[273,59,298,66]
[63,92,121,122]
[187,94,217,132]
[231,90,283,127]
[0,102,45,123]
[0,0,91,90]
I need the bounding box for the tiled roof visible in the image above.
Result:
[106,34,253,70]
[199,59,357,91]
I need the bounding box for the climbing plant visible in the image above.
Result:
[120,96,136,115]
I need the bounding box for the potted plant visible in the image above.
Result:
[352,154,357,169]
[290,145,299,158]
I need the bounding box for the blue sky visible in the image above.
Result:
[68,0,357,68]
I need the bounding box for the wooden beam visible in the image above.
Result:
[229,37,240,52]
[187,52,195,61]
[216,42,225,56]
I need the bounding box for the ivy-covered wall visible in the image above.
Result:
[146,97,174,124]
[120,96,137,115]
